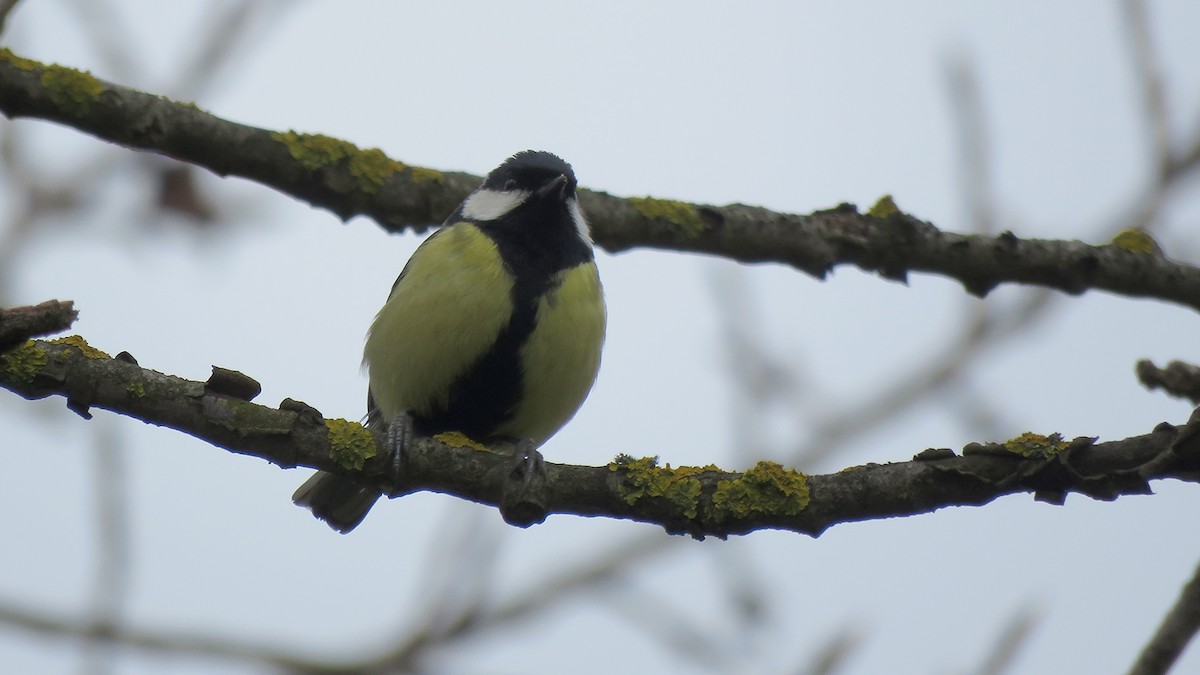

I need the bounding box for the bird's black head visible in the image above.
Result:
[483,150,577,199]
[458,151,587,237]
[455,150,593,271]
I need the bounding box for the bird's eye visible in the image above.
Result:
[503,178,518,191]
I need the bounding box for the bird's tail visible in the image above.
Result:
[292,471,380,533]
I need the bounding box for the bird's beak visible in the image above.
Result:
[537,174,569,200]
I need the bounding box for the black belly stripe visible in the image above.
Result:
[412,284,538,441]
[409,203,593,442]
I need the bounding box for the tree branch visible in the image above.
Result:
[1138,359,1200,404]
[4,50,1200,312]
[4,309,1200,540]
[0,48,478,232]
[0,299,76,352]
[0,597,315,671]
[1128,557,1200,675]
[0,0,21,36]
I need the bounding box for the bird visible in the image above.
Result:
[293,150,606,533]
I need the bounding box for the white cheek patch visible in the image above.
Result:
[461,188,529,221]
[568,198,592,246]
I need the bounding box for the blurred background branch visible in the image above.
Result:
[1128,559,1200,675]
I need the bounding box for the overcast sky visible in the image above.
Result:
[3,2,1200,674]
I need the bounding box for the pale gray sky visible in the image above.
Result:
[3,1,1200,673]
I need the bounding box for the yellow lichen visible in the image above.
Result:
[409,166,445,183]
[325,418,376,471]
[434,431,491,452]
[0,47,40,71]
[711,461,810,520]
[630,197,706,238]
[0,341,47,384]
[273,131,410,193]
[1003,432,1069,459]
[273,131,358,170]
[40,65,105,114]
[50,335,110,360]
[126,382,145,399]
[1109,228,1161,255]
[169,98,205,113]
[348,148,403,193]
[867,194,899,219]
[608,456,717,519]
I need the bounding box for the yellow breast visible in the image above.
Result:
[499,262,606,444]
[364,223,515,420]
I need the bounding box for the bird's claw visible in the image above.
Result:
[383,412,416,494]
[499,440,548,527]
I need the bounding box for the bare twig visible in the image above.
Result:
[0,598,326,671]
[1138,359,1200,404]
[794,625,865,675]
[0,535,676,674]
[605,580,734,672]
[0,0,22,36]
[61,0,139,81]
[82,418,131,675]
[0,299,77,351]
[946,51,997,236]
[786,48,1026,471]
[969,605,1040,675]
[793,288,1054,469]
[1122,0,1171,180]
[707,262,812,464]
[1128,558,1200,675]
[1106,1,1200,239]
[348,533,674,672]
[171,0,300,100]
[391,504,502,668]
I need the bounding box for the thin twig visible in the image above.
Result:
[0,600,319,671]
[1128,558,1200,675]
[171,0,300,100]
[82,418,131,675]
[1122,0,1171,180]
[604,580,734,673]
[0,0,21,36]
[969,605,1040,675]
[61,0,139,80]
[793,287,1054,469]
[361,534,674,672]
[0,299,78,351]
[946,51,996,236]
[794,625,865,675]
[1137,359,1200,404]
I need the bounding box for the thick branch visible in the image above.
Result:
[5,321,1200,539]
[0,48,477,231]
[3,50,1200,312]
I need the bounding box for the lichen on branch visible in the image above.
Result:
[3,311,1199,539]
[2,49,1200,313]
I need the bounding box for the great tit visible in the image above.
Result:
[293,150,606,532]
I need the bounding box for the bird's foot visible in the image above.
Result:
[499,439,549,527]
[383,412,417,494]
